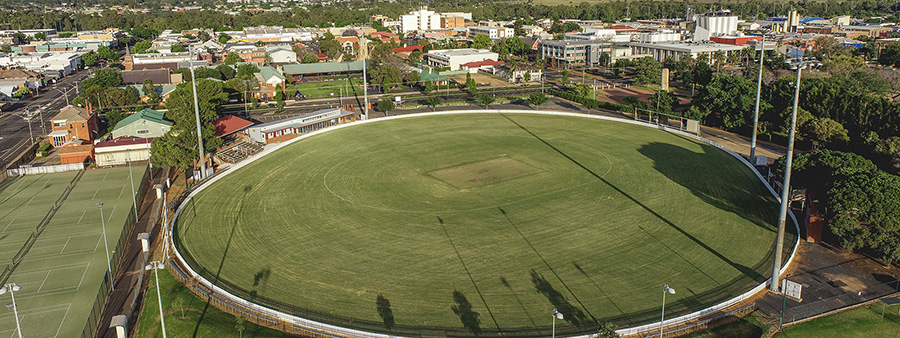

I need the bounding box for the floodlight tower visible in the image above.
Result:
[770,57,821,293]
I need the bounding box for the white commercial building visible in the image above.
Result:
[401,7,441,32]
[639,32,682,43]
[629,41,746,63]
[566,28,631,43]
[0,52,83,77]
[694,11,738,41]
[426,49,499,70]
[468,26,514,39]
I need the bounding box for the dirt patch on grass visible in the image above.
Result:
[428,157,540,189]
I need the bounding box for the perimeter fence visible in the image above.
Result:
[167,110,800,338]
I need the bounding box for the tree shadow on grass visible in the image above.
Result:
[451,290,482,336]
[637,141,777,234]
[572,262,625,315]
[530,270,588,327]
[376,293,395,330]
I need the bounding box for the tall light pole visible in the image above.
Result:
[749,32,766,162]
[127,149,138,223]
[97,202,113,290]
[189,48,207,180]
[770,57,821,293]
[551,307,563,338]
[0,283,23,338]
[145,261,168,338]
[660,284,676,338]
[359,35,369,120]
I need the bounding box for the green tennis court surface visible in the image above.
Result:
[0,166,145,338]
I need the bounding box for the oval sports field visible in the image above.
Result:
[173,112,793,336]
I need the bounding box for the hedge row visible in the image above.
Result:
[548,88,630,112]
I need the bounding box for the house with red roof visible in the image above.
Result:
[369,32,400,44]
[392,45,425,53]
[213,115,254,138]
[460,59,504,73]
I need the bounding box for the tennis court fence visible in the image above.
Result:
[80,165,151,338]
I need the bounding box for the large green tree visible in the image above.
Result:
[150,79,229,171]
[633,57,661,85]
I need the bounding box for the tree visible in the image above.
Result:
[425,96,443,110]
[523,71,531,82]
[150,79,228,171]
[194,66,223,80]
[97,46,118,61]
[218,33,231,44]
[216,64,236,80]
[301,53,319,63]
[225,53,242,66]
[804,117,850,145]
[105,110,128,130]
[33,32,46,41]
[822,55,865,76]
[712,50,726,72]
[171,45,187,53]
[471,34,492,49]
[826,169,900,264]
[143,79,161,105]
[236,64,260,79]
[475,94,495,107]
[82,52,99,67]
[403,71,420,87]
[634,57,661,85]
[409,50,422,62]
[527,92,548,108]
[424,81,434,94]
[318,39,342,59]
[11,86,31,98]
[693,75,764,130]
[81,68,123,90]
[132,40,153,54]
[377,98,394,113]
[235,316,245,338]
[561,70,569,83]
[649,90,677,113]
[369,64,401,93]
[466,72,477,94]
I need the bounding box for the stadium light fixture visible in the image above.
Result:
[552,307,564,338]
[749,31,766,162]
[97,202,113,291]
[0,282,23,338]
[145,261,168,338]
[660,284,675,338]
[770,57,820,293]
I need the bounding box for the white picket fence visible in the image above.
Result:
[170,110,801,338]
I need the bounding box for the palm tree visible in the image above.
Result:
[742,45,756,68]
[713,50,726,73]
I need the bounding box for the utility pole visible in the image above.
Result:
[360,35,369,120]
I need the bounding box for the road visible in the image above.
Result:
[0,70,90,169]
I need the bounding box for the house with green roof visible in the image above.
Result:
[110,108,173,139]
[254,66,287,100]
[418,69,450,87]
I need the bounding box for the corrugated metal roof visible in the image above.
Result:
[112,108,171,132]
[282,61,366,75]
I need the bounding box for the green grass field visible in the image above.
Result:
[175,113,792,336]
[287,79,363,99]
[0,166,145,338]
[136,267,291,338]
[775,302,900,338]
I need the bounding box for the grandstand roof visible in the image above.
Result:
[282,61,367,75]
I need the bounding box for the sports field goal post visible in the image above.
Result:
[632,108,700,135]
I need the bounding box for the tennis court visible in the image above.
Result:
[0,166,147,338]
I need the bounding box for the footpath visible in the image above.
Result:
[93,167,166,338]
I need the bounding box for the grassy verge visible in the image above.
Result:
[135,268,291,337]
[774,302,900,338]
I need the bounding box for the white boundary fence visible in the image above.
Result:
[168,110,801,338]
[6,162,85,176]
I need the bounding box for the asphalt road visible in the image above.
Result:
[0,70,90,169]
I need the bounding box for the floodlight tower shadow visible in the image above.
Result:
[498,113,764,283]
[189,185,251,337]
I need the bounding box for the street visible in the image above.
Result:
[0,70,90,169]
